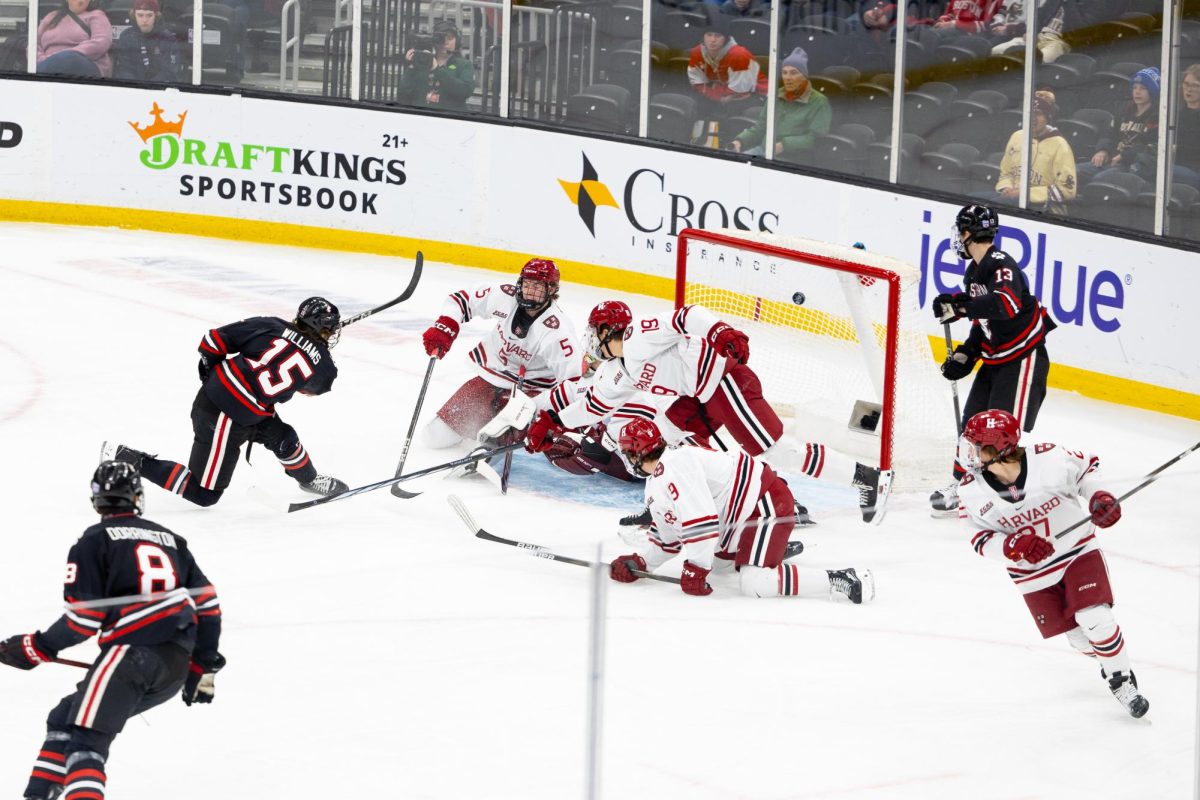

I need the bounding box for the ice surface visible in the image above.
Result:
[2,223,1197,799]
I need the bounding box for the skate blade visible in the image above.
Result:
[868,470,894,526]
[859,568,876,603]
[98,440,117,464]
[929,506,959,520]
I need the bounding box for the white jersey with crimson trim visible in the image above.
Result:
[639,446,767,571]
[539,372,689,443]
[441,282,583,391]
[958,443,1107,594]
[556,304,726,430]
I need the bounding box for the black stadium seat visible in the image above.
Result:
[647,92,697,143]
[565,83,633,134]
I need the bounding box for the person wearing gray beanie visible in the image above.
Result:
[730,46,831,160]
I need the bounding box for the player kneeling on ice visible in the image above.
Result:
[0,461,225,800]
[104,297,348,504]
[957,409,1147,718]
[606,419,873,601]
[420,258,583,449]
[525,300,891,524]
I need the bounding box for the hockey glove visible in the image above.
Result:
[708,323,751,365]
[0,633,53,670]
[1089,491,1122,528]
[932,293,968,323]
[197,354,212,382]
[940,347,976,381]
[609,553,647,583]
[182,651,226,706]
[422,315,460,359]
[525,410,566,454]
[680,561,713,596]
[1002,533,1053,564]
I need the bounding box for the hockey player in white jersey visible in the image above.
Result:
[523,299,891,524]
[606,418,872,601]
[956,409,1147,718]
[420,258,583,448]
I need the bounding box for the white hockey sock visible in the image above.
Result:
[1075,604,1131,675]
[421,416,464,449]
[762,435,857,485]
[1065,627,1097,659]
[738,564,830,598]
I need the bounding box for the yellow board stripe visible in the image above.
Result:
[1,198,1195,421]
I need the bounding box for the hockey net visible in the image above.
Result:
[676,228,956,490]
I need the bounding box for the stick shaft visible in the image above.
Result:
[390,356,438,498]
[339,251,424,328]
[475,530,681,584]
[500,368,526,495]
[943,322,962,434]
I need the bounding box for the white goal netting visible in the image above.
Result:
[677,228,957,490]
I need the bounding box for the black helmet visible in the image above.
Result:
[953,204,999,258]
[295,297,341,344]
[91,460,144,516]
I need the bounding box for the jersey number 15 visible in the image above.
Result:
[246,338,315,397]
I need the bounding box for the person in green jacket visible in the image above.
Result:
[400,22,476,111]
[729,47,832,160]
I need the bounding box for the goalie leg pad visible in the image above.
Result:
[433,377,509,441]
[422,416,464,449]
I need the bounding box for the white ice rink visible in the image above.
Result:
[2,223,1198,799]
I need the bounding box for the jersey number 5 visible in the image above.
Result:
[247,338,315,397]
[135,544,179,595]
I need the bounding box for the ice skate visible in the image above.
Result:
[793,501,815,526]
[929,481,959,518]
[618,504,653,546]
[99,441,150,471]
[1107,670,1149,719]
[783,540,804,559]
[446,446,489,480]
[853,464,892,525]
[827,567,874,604]
[299,475,349,496]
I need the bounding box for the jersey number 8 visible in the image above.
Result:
[135,544,179,595]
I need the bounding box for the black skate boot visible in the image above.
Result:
[100,441,151,471]
[783,540,805,559]
[299,475,349,496]
[827,567,875,604]
[793,501,815,526]
[619,505,652,527]
[1107,670,1149,718]
[852,464,892,525]
[929,481,959,519]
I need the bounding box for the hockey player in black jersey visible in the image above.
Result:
[0,461,225,800]
[929,205,1057,516]
[105,297,349,505]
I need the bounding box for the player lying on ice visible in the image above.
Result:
[603,418,873,601]
[956,409,1148,718]
[522,299,892,524]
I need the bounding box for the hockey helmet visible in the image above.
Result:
[295,296,341,345]
[91,460,145,516]
[952,204,999,258]
[516,258,560,310]
[959,409,1021,471]
[617,418,667,476]
[586,300,633,360]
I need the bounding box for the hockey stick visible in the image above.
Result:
[287,442,523,513]
[499,367,526,495]
[1054,440,1200,540]
[54,657,90,669]
[447,495,681,584]
[943,322,963,433]
[337,251,424,329]
[390,356,438,499]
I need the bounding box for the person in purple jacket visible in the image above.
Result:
[36,0,112,78]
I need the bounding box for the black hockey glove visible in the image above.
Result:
[932,293,968,323]
[0,633,53,670]
[198,354,212,382]
[940,347,976,381]
[182,651,226,706]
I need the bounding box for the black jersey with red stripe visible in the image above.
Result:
[959,247,1056,365]
[199,316,338,426]
[37,514,221,659]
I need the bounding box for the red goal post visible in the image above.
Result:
[675,228,955,488]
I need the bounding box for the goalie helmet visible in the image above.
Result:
[617,418,666,477]
[295,296,341,345]
[515,258,560,310]
[952,204,999,258]
[91,460,144,516]
[586,300,633,360]
[959,409,1020,471]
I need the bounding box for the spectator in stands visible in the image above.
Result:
[934,0,1001,33]
[729,47,831,161]
[35,0,112,78]
[989,0,1070,63]
[1076,67,1160,186]
[687,14,766,128]
[720,0,768,18]
[400,22,476,112]
[848,0,933,38]
[1173,64,1200,190]
[988,89,1076,215]
[114,0,181,83]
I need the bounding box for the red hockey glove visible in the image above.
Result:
[525,410,566,454]
[680,561,713,596]
[0,633,52,671]
[1089,491,1122,528]
[182,651,226,706]
[422,315,460,359]
[708,323,751,365]
[1002,533,1053,564]
[610,553,647,583]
